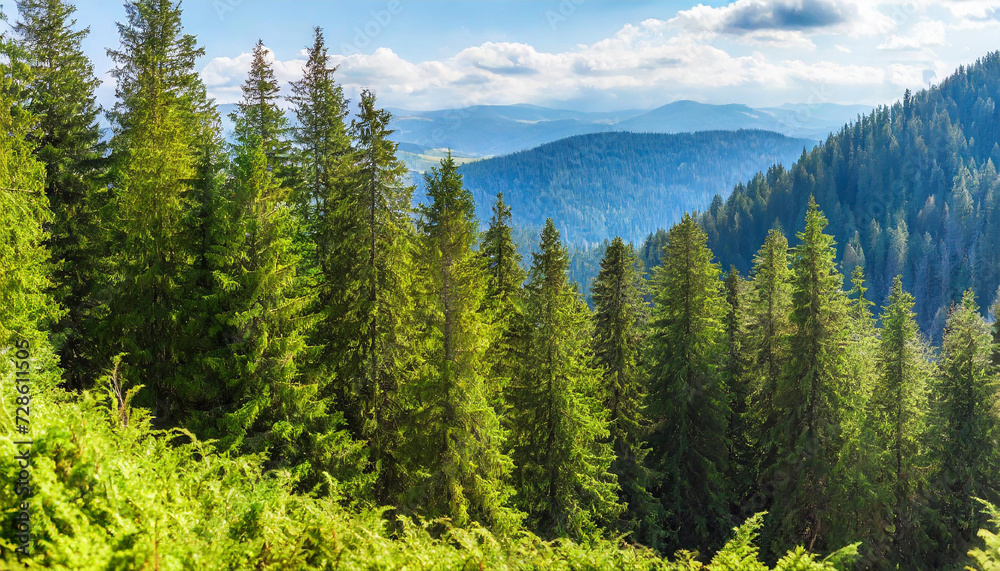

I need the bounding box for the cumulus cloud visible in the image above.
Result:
[197,1,979,110]
[878,20,947,50]
[670,0,896,38]
[944,0,1000,21]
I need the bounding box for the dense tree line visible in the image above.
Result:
[457,130,812,246]
[700,52,1000,340]
[2,1,1000,569]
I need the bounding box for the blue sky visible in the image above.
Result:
[4,0,1000,111]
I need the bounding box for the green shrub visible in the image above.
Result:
[0,377,862,570]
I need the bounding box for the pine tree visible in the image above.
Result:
[508,219,622,539]
[590,237,660,545]
[0,30,61,377]
[482,192,526,304]
[480,192,527,404]
[991,286,1000,367]
[231,40,292,172]
[288,27,350,244]
[104,0,214,420]
[745,229,793,502]
[847,266,876,336]
[402,155,521,532]
[287,28,356,419]
[202,132,364,491]
[932,289,1000,549]
[827,265,880,557]
[866,275,932,565]
[14,0,106,389]
[329,89,416,501]
[724,266,756,516]
[646,213,731,552]
[768,197,851,554]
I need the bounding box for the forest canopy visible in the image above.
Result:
[1,1,999,569]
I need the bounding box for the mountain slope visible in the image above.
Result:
[388,104,643,158]
[456,130,815,246]
[701,52,1000,336]
[389,102,866,160]
[615,101,790,135]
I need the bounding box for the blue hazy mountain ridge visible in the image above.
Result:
[387,100,870,159]
[213,100,867,171]
[454,129,815,246]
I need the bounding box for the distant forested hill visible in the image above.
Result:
[387,101,869,160]
[700,51,1000,337]
[457,130,815,246]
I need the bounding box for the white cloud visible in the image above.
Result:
[669,0,896,39]
[878,20,947,50]
[201,45,305,96]
[197,1,989,110]
[944,0,1000,20]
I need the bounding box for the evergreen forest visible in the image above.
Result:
[2,1,1000,569]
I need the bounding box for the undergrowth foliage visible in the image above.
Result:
[0,376,868,570]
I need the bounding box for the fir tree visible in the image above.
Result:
[0,32,61,376]
[827,265,880,557]
[508,219,622,539]
[646,213,731,552]
[724,265,755,517]
[932,289,1000,549]
[231,40,292,172]
[866,275,932,565]
[768,197,851,554]
[846,266,876,336]
[591,237,660,545]
[403,155,522,533]
[745,229,793,501]
[287,28,355,419]
[14,0,106,388]
[104,0,214,420]
[480,191,527,405]
[330,89,416,501]
[482,192,526,304]
[203,132,364,491]
[288,27,350,243]
[991,286,1000,367]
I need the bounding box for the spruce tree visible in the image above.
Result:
[847,266,876,337]
[866,276,932,565]
[724,265,755,517]
[104,0,214,420]
[14,0,106,388]
[768,197,851,554]
[203,133,364,491]
[991,286,1000,367]
[231,39,292,172]
[288,27,350,243]
[646,213,731,552]
[330,89,416,501]
[403,155,521,532]
[287,28,356,420]
[0,32,61,376]
[745,229,793,499]
[508,219,622,539]
[932,289,1000,549]
[827,265,880,556]
[482,192,526,304]
[590,237,660,545]
[480,191,527,404]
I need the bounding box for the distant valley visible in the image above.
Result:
[387,100,871,166]
[454,129,814,246]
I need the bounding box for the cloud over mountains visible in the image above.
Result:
[198,0,996,111]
